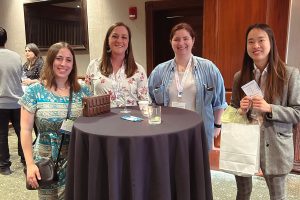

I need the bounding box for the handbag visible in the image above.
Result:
[24,158,58,190]
[82,94,110,117]
[219,106,260,177]
[24,89,73,190]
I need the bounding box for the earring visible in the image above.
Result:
[107,48,111,53]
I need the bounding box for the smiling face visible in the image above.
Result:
[25,47,36,61]
[53,47,73,80]
[247,28,271,68]
[170,28,195,57]
[108,26,129,56]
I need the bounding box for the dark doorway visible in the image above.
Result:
[145,1,203,75]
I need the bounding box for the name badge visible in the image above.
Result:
[60,119,74,134]
[171,101,186,109]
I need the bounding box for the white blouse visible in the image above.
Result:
[87,59,149,108]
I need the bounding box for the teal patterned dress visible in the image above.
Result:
[19,83,91,199]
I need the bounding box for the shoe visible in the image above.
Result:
[0,167,12,175]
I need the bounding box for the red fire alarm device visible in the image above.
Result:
[129,7,137,20]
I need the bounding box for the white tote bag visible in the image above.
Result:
[219,123,260,177]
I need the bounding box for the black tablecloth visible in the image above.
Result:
[65,106,212,200]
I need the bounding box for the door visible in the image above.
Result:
[145,1,203,75]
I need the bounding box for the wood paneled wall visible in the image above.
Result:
[202,0,290,91]
[202,0,300,173]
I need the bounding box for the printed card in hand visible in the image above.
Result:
[241,80,263,97]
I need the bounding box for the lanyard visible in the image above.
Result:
[174,56,192,97]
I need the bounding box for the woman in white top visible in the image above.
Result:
[85,22,148,107]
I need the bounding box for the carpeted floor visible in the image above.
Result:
[211,170,300,199]
[0,129,37,200]
[1,129,299,200]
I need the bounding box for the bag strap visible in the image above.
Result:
[55,87,73,168]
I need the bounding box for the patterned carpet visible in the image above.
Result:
[1,129,299,200]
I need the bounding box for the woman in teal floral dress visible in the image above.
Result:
[19,42,91,199]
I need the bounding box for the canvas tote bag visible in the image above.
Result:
[219,106,260,176]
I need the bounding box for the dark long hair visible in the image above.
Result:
[100,22,137,78]
[0,27,7,46]
[238,23,286,103]
[25,43,41,66]
[40,42,80,92]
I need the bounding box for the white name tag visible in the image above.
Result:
[171,101,186,109]
[60,119,74,133]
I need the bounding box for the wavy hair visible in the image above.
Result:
[99,22,137,78]
[40,42,80,92]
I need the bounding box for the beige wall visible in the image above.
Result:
[87,0,155,73]
[0,0,27,59]
[0,0,154,75]
[1,0,298,75]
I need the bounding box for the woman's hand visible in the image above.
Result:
[26,163,41,189]
[22,78,32,86]
[85,75,91,85]
[251,96,272,113]
[239,96,252,114]
[214,127,221,138]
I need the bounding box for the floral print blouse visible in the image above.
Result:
[86,58,149,108]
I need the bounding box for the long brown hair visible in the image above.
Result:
[40,42,80,92]
[99,22,137,78]
[238,24,286,103]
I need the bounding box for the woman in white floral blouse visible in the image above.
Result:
[85,22,149,107]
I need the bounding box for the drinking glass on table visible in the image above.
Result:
[148,104,161,124]
[120,95,130,114]
[118,82,131,114]
[138,100,150,117]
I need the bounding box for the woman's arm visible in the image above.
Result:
[213,108,224,137]
[136,64,149,101]
[21,106,41,189]
[22,78,39,85]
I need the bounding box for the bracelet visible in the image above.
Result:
[214,123,222,128]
